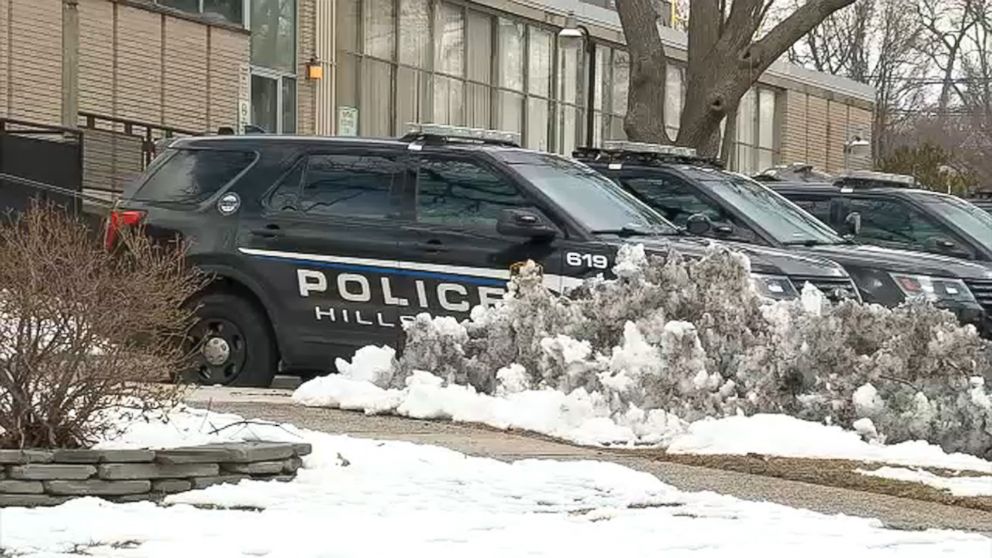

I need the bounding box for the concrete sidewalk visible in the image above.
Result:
[186,387,992,535]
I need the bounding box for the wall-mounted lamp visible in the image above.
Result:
[843,135,871,170]
[305,56,323,80]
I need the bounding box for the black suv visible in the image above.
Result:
[575,143,992,331]
[768,172,992,262]
[108,126,853,387]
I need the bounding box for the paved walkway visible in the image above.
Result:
[187,387,992,535]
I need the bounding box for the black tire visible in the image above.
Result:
[182,292,278,387]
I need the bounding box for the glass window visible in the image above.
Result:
[399,0,430,67]
[416,157,527,227]
[434,3,466,125]
[922,195,992,249]
[846,197,947,250]
[134,149,256,204]
[665,66,682,137]
[508,153,677,234]
[619,174,756,242]
[251,0,296,73]
[251,74,278,133]
[758,88,776,149]
[466,11,493,129]
[498,19,525,92]
[364,0,395,60]
[790,196,834,225]
[282,77,297,134]
[268,159,306,211]
[203,0,243,24]
[301,154,407,220]
[361,60,393,136]
[159,0,200,13]
[528,28,552,97]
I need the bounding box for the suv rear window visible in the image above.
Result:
[132,148,256,204]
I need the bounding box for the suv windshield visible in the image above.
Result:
[703,173,843,246]
[922,194,992,248]
[509,154,677,236]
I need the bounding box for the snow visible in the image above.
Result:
[857,466,992,497]
[1,407,989,557]
[293,374,992,473]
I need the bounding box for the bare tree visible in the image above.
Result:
[917,0,982,114]
[790,0,927,159]
[615,0,857,157]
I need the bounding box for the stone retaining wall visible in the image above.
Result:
[0,441,311,507]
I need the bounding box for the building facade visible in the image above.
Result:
[0,0,875,191]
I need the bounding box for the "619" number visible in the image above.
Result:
[566,252,609,269]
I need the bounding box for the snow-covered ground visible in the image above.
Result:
[857,466,992,497]
[293,362,992,474]
[1,407,989,557]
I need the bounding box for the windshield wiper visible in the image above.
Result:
[783,238,850,247]
[591,226,660,238]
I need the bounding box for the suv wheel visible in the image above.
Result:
[182,292,277,387]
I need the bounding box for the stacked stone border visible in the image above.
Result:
[0,441,311,507]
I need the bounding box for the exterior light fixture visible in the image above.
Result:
[305,56,323,80]
[843,135,871,170]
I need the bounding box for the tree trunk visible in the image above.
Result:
[676,0,856,155]
[616,0,670,143]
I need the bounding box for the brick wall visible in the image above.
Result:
[781,90,872,173]
[0,0,62,124]
[297,0,316,135]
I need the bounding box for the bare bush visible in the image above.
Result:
[0,206,204,449]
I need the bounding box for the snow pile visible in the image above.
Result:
[857,466,992,497]
[297,243,992,459]
[2,407,988,557]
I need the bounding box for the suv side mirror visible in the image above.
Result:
[929,237,971,258]
[685,213,713,236]
[844,212,862,236]
[497,208,558,239]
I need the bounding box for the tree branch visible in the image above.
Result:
[747,0,858,72]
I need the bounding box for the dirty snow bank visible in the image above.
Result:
[3,407,989,557]
[297,243,992,463]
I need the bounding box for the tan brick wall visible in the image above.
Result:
[206,26,245,131]
[115,4,163,123]
[3,0,62,124]
[778,91,875,173]
[79,0,114,117]
[163,16,208,131]
[780,91,807,165]
[297,0,316,135]
[0,0,9,118]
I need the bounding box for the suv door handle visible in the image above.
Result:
[250,224,282,239]
[415,239,448,253]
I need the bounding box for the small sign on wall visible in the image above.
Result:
[337,106,359,137]
[238,64,251,134]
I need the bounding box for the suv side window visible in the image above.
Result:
[788,196,834,225]
[415,156,527,227]
[298,153,407,220]
[619,174,757,242]
[133,148,256,204]
[845,197,947,251]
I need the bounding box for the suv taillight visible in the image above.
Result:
[104,209,146,251]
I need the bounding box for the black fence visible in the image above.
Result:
[0,118,84,220]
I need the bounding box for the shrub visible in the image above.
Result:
[0,206,204,449]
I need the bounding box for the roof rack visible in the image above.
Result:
[399,123,521,148]
[833,170,917,192]
[573,140,721,168]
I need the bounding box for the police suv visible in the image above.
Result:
[576,142,992,333]
[108,125,854,387]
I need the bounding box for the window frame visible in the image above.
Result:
[248,0,299,133]
[156,0,249,26]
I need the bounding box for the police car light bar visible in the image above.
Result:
[602,140,698,158]
[404,123,521,147]
[836,170,916,188]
